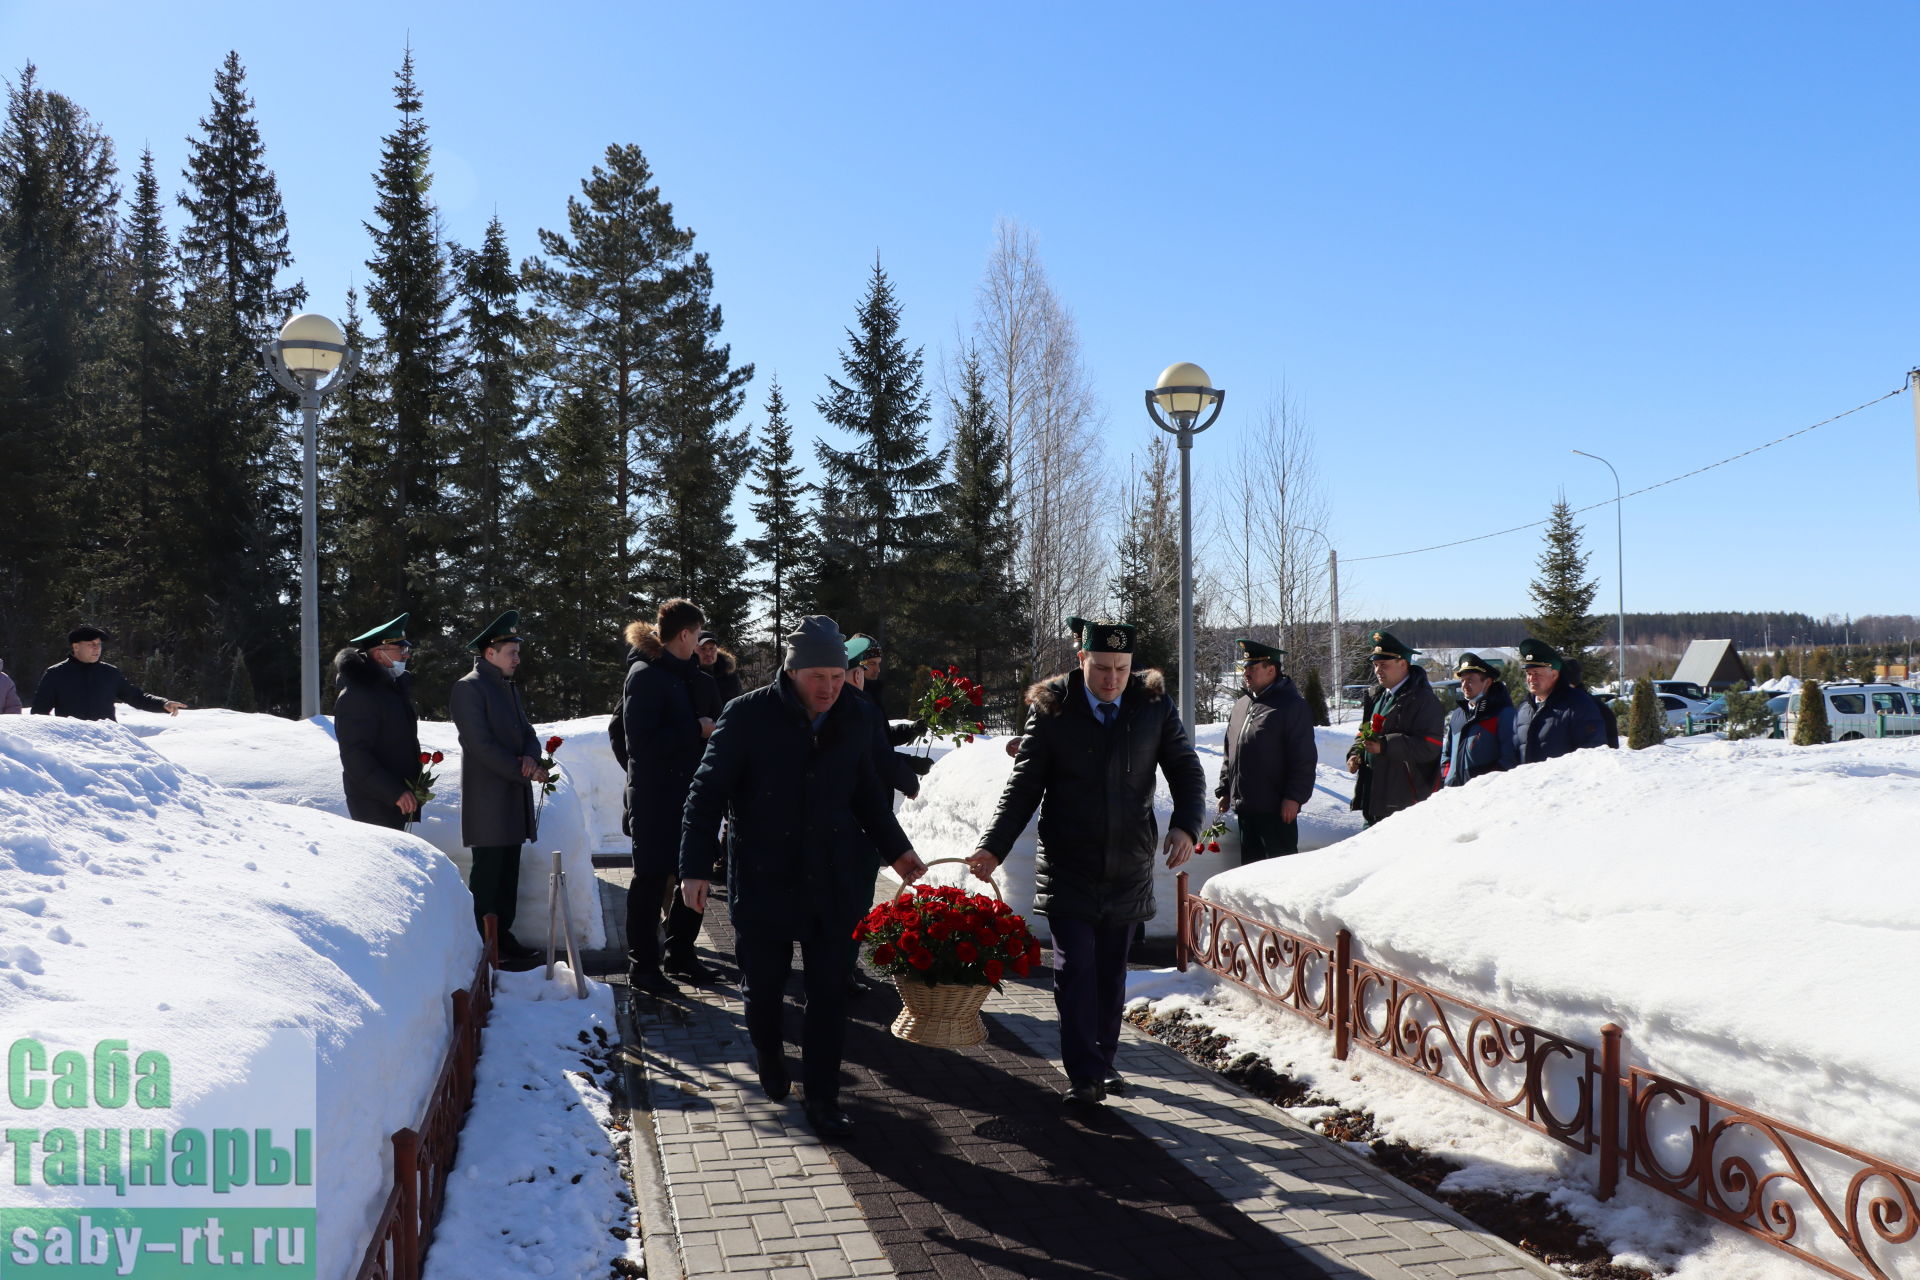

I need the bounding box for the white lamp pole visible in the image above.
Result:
[265,313,358,720]
[1572,449,1626,689]
[1144,363,1225,732]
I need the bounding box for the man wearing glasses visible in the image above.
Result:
[333,613,423,829]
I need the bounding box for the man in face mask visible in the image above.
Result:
[332,613,424,829]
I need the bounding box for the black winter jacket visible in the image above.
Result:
[979,668,1206,925]
[1347,666,1446,823]
[702,651,746,706]
[678,675,911,935]
[621,638,711,875]
[30,659,170,721]
[1514,678,1608,763]
[1217,677,1317,815]
[332,648,422,823]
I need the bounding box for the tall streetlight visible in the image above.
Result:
[265,313,358,720]
[1572,449,1625,690]
[1144,362,1224,731]
[1290,525,1341,721]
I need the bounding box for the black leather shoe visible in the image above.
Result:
[1062,1081,1107,1106]
[756,1051,791,1101]
[664,953,716,983]
[804,1100,854,1139]
[628,967,681,1000]
[1102,1074,1128,1096]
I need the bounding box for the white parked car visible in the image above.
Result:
[1782,683,1920,741]
[1658,693,1716,731]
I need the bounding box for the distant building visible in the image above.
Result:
[1671,639,1751,693]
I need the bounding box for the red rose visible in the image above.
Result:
[873,944,897,966]
[975,722,985,732]
[965,735,975,743]
[928,923,951,941]
[546,735,564,753]
[935,696,953,711]
[1026,940,1042,962]
[984,959,1004,984]
[968,687,984,707]
[900,931,921,951]
[419,752,431,764]
[1208,841,1221,852]
[1011,954,1031,977]
[1371,715,1385,733]
[955,941,979,963]
[909,949,933,970]
[431,751,444,764]
[948,666,958,675]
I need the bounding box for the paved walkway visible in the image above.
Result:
[600,869,1553,1280]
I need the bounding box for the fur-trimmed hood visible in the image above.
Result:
[1026,666,1167,717]
[621,621,665,665]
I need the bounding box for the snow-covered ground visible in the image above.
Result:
[0,716,481,1280]
[421,966,639,1280]
[894,725,1366,940]
[122,707,618,949]
[1127,734,1920,1279]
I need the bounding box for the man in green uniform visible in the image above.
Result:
[1345,629,1444,826]
[450,609,546,962]
[1217,639,1317,860]
[332,612,423,829]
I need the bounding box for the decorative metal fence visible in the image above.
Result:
[353,926,498,1280]
[1173,877,1920,1280]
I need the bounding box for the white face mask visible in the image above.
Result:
[388,659,408,677]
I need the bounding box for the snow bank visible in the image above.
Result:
[1150,735,1920,1278]
[123,708,617,949]
[894,725,1365,939]
[0,716,481,1280]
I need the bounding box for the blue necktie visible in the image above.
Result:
[1098,702,1117,727]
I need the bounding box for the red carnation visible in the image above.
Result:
[873,944,898,966]
[431,750,444,764]
[419,752,431,764]
[546,735,564,753]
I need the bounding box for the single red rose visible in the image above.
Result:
[1011,954,1031,977]
[947,665,958,674]
[909,949,933,970]
[419,752,431,764]
[975,722,985,732]
[935,696,953,710]
[873,944,897,966]
[968,687,984,707]
[1208,841,1221,852]
[900,931,921,951]
[965,734,975,743]
[955,941,979,963]
[1370,715,1384,734]
[1026,940,1042,962]
[546,735,564,753]
[431,750,444,764]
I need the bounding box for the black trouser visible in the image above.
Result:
[1238,810,1300,862]
[468,844,523,937]
[346,796,408,829]
[626,871,704,972]
[1048,916,1137,1086]
[735,919,858,1104]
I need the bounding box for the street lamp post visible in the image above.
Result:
[1572,449,1626,691]
[1144,362,1224,732]
[1290,525,1341,721]
[265,313,358,720]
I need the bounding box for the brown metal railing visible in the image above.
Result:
[1174,876,1920,1280]
[353,918,498,1280]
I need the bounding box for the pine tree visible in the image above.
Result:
[933,347,1026,717]
[1526,498,1606,682]
[1111,433,1182,681]
[177,51,304,709]
[812,259,946,706]
[1628,676,1664,749]
[1792,679,1830,746]
[362,48,462,665]
[742,379,813,653]
[1303,668,1330,727]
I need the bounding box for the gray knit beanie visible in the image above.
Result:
[784,615,848,671]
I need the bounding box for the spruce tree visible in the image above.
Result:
[1628,676,1664,749]
[177,51,304,709]
[742,379,814,653]
[1792,679,1830,746]
[933,347,1026,716]
[812,259,946,707]
[1526,498,1606,682]
[1303,668,1330,727]
[362,48,462,668]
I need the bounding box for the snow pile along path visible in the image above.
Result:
[420,967,639,1280]
[0,716,481,1280]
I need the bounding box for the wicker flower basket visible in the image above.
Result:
[891,976,991,1048]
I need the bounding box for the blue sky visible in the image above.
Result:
[5,1,1915,624]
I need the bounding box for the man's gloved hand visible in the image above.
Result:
[906,754,935,776]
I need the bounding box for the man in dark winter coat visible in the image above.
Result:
[679,615,927,1139]
[1345,630,1445,826]
[968,617,1207,1106]
[621,600,720,996]
[30,626,187,721]
[332,613,423,828]
[1216,639,1317,861]
[449,610,547,962]
[1439,653,1518,787]
[1512,638,1608,763]
[697,632,747,705]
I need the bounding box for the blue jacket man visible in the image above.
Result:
[1438,653,1517,787]
[678,616,926,1140]
[1512,639,1608,763]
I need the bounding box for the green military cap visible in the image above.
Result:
[348,612,411,648]
[468,609,523,652]
[844,633,876,667]
[1516,637,1563,671]
[1235,638,1285,665]
[1453,652,1497,679]
[1367,629,1416,662]
[1067,615,1136,654]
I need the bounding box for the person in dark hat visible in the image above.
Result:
[679,615,927,1139]
[30,626,187,721]
[967,616,1207,1106]
[1216,640,1317,861]
[695,630,746,706]
[1438,653,1517,787]
[620,598,721,997]
[332,613,423,829]
[1345,629,1444,825]
[1512,638,1607,763]
[449,609,546,962]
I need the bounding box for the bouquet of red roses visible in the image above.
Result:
[855,883,1041,989]
[1198,816,1228,853]
[914,667,986,745]
[1348,713,1387,766]
[408,750,445,823]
